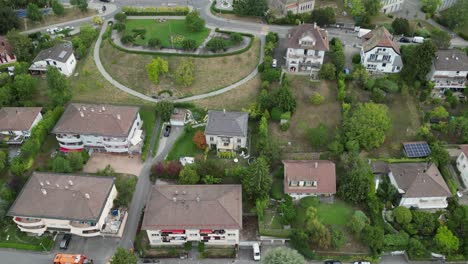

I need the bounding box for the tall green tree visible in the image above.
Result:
[271,85,297,113]
[234,0,268,16]
[11,74,37,105]
[185,11,205,32]
[146,57,169,84]
[362,225,384,255]
[155,101,174,122]
[337,153,374,204]
[393,206,413,225]
[401,40,437,82]
[27,3,42,22]
[430,29,451,49]
[364,0,382,16]
[310,7,336,26]
[344,102,391,150]
[391,18,411,36]
[6,30,34,62]
[349,0,366,17]
[449,112,468,143]
[263,247,306,264]
[438,0,468,30]
[421,0,442,15]
[174,58,194,87]
[241,156,271,201]
[178,165,200,184]
[46,67,72,107]
[434,225,459,255]
[0,7,20,34]
[79,24,98,47]
[110,247,137,264]
[51,0,65,16]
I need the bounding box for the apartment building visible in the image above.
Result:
[0,107,42,144]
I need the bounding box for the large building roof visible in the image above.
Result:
[362,26,400,54]
[32,42,74,63]
[287,23,329,51]
[205,110,248,137]
[142,185,242,230]
[388,163,452,198]
[282,160,336,194]
[0,107,42,131]
[52,103,140,137]
[433,49,468,72]
[7,172,115,222]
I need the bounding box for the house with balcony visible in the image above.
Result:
[142,185,242,246]
[7,172,118,237]
[269,0,315,15]
[0,36,16,65]
[0,107,42,144]
[205,110,248,152]
[427,49,468,93]
[52,103,143,154]
[456,145,468,188]
[437,0,458,11]
[380,0,405,14]
[29,42,76,77]
[283,160,336,200]
[360,26,403,73]
[285,23,329,77]
[388,163,452,209]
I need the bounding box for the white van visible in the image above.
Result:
[412,36,425,43]
[252,243,261,261]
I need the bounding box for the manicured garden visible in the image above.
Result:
[166,127,204,161]
[0,223,54,251]
[124,19,210,48]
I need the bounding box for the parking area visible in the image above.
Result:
[273,37,288,69]
[83,152,144,175]
[52,235,120,263]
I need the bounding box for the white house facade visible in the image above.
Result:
[0,107,42,144]
[29,43,76,77]
[361,27,403,73]
[52,104,144,154]
[388,163,452,209]
[8,173,119,237]
[380,0,405,13]
[456,146,468,187]
[205,110,248,152]
[142,185,242,246]
[286,23,329,77]
[270,0,315,15]
[427,50,468,92]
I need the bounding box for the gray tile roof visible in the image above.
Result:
[52,103,140,137]
[32,42,74,63]
[142,185,242,230]
[205,110,248,137]
[0,107,42,131]
[388,163,452,198]
[433,49,468,71]
[7,172,115,222]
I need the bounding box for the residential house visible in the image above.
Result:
[437,0,458,11]
[0,36,16,65]
[205,110,248,152]
[361,26,403,73]
[0,107,42,144]
[8,172,118,237]
[282,160,336,200]
[142,185,242,246]
[427,49,468,93]
[52,103,144,154]
[269,0,315,15]
[456,145,468,187]
[29,42,76,77]
[285,23,329,77]
[388,163,452,209]
[380,0,405,14]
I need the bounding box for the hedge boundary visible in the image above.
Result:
[108,28,255,58]
[122,6,189,16]
[210,0,235,14]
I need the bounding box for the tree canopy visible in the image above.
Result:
[434,225,459,255]
[310,7,336,26]
[174,58,194,87]
[46,67,72,107]
[110,247,137,264]
[0,7,20,34]
[401,40,437,82]
[344,102,391,150]
[6,30,34,62]
[241,156,271,201]
[27,3,42,22]
[155,101,174,122]
[421,0,442,15]
[263,247,306,264]
[51,0,65,16]
[185,11,205,32]
[337,153,374,204]
[234,0,268,16]
[430,29,451,49]
[146,57,169,84]
[392,18,411,36]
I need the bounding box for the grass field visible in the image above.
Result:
[124,19,210,48]
[270,178,284,200]
[140,106,157,161]
[100,38,260,97]
[269,77,341,153]
[21,8,96,31]
[0,223,54,251]
[166,128,204,161]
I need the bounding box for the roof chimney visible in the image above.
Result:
[175,190,179,195]
[55,183,60,188]
[40,182,44,186]
[173,197,177,202]
[46,180,50,185]
[223,109,226,115]
[196,196,200,202]
[82,106,87,111]
[314,162,318,168]
[116,114,121,120]
[80,111,84,117]
[85,193,90,199]
[68,180,73,186]
[102,106,106,111]
[90,108,95,112]
[41,189,47,195]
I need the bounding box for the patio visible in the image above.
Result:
[83,152,143,176]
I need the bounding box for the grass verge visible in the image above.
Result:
[151,118,163,158]
[139,106,157,161]
[0,223,54,251]
[166,128,204,161]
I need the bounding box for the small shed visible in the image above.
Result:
[170,108,187,126]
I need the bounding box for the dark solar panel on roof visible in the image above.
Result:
[403,142,431,158]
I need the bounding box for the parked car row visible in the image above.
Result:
[398,36,425,43]
[46,26,74,35]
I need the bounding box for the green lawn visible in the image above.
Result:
[0,223,54,251]
[270,178,284,200]
[124,19,211,48]
[259,209,291,238]
[294,197,354,227]
[166,128,204,161]
[139,106,157,161]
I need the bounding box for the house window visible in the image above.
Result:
[382,63,386,67]
[315,50,319,56]
[289,181,298,186]
[46,61,50,65]
[370,54,377,60]
[383,48,386,51]
[228,233,236,237]
[210,137,214,141]
[53,61,57,65]
[58,67,62,71]
[382,55,391,61]
[151,233,159,237]
[237,138,241,143]
[189,234,197,237]
[304,49,308,55]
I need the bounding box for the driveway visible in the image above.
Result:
[156,125,184,159]
[53,235,120,263]
[83,152,144,175]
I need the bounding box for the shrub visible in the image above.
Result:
[352,54,361,64]
[271,107,282,121]
[280,122,290,131]
[393,206,412,225]
[206,38,227,51]
[121,34,135,44]
[310,93,325,105]
[182,39,197,51]
[114,12,127,23]
[230,32,243,44]
[148,38,161,48]
[113,23,126,32]
[151,161,182,181]
[218,151,236,159]
[92,16,103,25]
[192,130,206,150]
[318,63,336,80]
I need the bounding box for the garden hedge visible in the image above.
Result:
[122,6,189,16]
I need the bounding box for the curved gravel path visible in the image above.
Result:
[94,17,264,103]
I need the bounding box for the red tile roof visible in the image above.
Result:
[287,23,329,51]
[460,145,468,157]
[282,160,336,195]
[362,26,400,54]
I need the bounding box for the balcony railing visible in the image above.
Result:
[70,221,96,229]
[14,217,42,224]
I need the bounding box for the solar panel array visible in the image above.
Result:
[403,142,431,158]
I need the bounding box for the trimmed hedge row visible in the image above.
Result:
[210,0,235,14]
[109,28,255,58]
[122,6,189,16]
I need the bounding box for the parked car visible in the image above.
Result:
[100,0,110,2]
[399,37,411,43]
[412,36,425,43]
[59,234,72,249]
[324,261,342,264]
[252,243,260,261]
[272,59,277,68]
[163,125,171,137]
[64,26,74,31]
[353,262,371,264]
